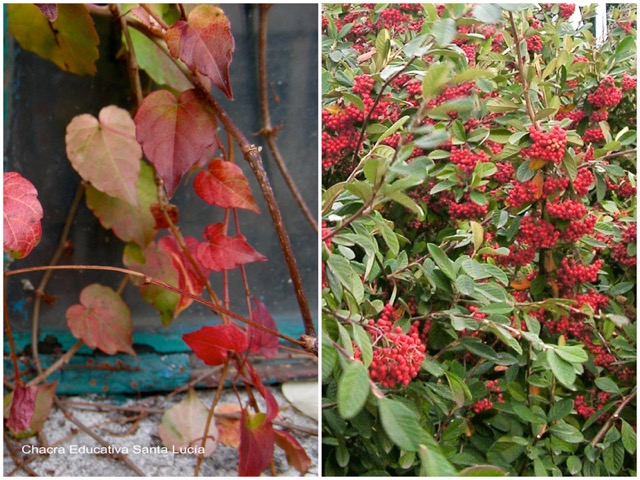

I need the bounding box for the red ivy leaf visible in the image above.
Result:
[7,384,38,434]
[244,362,279,423]
[196,224,267,272]
[3,172,43,259]
[158,235,209,312]
[194,158,260,213]
[65,284,135,356]
[182,324,248,366]
[35,4,57,22]
[66,106,142,206]
[274,429,312,475]
[166,5,235,99]
[247,297,279,359]
[238,410,274,476]
[135,89,217,198]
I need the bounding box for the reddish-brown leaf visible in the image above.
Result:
[3,172,43,259]
[274,429,312,474]
[85,161,158,247]
[165,5,235,99]
[65,284,135,356]
[194,158,260,213]
[158,235,209,312]
[238,410,274,476]
[4,382,59,439]
[134,89,217,198]
[216,403,242,447]
[247,297,279,359]
[158,389,217,457]
[66,106,142,206]
[196,224,267,272]
[122,242,181,326]
[7,384,37,434]
[182,324,248,366]
[150,203,179,230]
[35,4,57,21]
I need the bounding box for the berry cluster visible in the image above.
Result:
[450,146,490,174]
[496,244,536,267]
[555,108,586,127]
[471,398,493,414]
[506,181,539,208]
[558,214,596,242]
[582,127,605,143]
[621,73,636,91]
[573,169,595,196]
[449,197,489,220]
[518,216,559,248]
[543,176,571,198]
[492,162,515,184]
[574,391,611,422]
[556,257,603,289]
[547,199,587,220]
[485,379,505,404]
[558,3,576,19]
[522,125,567,164]
[365,305,426,388]
[322,105,362,170]
[590,109,609,122]
[611,224,637,267]
[587,76,623,108]
[526,35,543,53]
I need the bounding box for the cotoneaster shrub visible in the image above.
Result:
[321,3,636,476]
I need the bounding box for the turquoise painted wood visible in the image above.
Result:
[4,317,314,394]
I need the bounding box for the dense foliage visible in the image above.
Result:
[321,3,636,476]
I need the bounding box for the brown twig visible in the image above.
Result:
[204,92,316,339]
[26,339,84,387]
[508,12,539,127]
[4,283,23,385]
[111,4,143,107]
[139,4,169,30]
[258,5,318,233]
[53,396,146,476]
[194,360,230,476]
[590,388,637,447]
[4,433,39,476]
[29,182,86,375]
